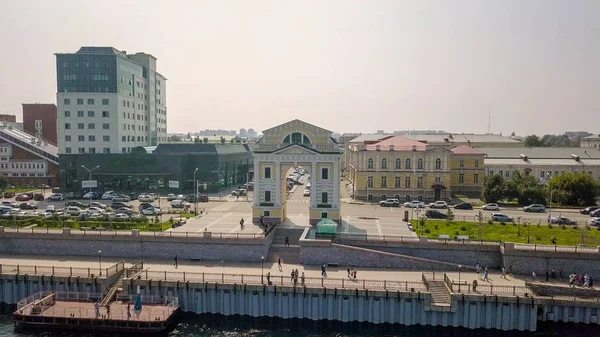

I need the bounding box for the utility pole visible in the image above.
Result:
[81,165,100,205]
[193,168,198,216]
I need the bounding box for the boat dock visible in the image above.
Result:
[13,292,179,333]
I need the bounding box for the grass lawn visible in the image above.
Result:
[410,219,600,246]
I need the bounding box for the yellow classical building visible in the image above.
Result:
[347,136,484,201]
[449,145,485,197]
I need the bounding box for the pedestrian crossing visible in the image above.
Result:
[288,199,310,203]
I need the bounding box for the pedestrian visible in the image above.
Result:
[127,302,131,320]
[551,267,556,280]
[174,255,178,268]
[353,269,357,281]
[559,269,564,281]
[285,236,289,247]
[301,272,305,287]
[291,270,295,282]
[278,258,282,271]
[476,262,480,274]
[94,301,100,318]
[483,269,489,282]
[500,267,506,279]
[295,269,299,281]
[240,218,245,230]
[589,276,593,288]
[347,266,351,278]
[545,269,550,282]
[106,304,110,317]
[569,274,576,287]
[509,265,513,276]
[532,271,536,281]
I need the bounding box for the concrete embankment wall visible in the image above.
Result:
[0,231,272,262]
[501,243,600,276]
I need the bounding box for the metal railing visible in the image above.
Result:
[512,243,598,253]
[136,270,427,292]
[448,279,530,296]
[0,261,124,278]
[0,227,267,239]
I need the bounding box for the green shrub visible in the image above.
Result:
[500,222,506,226]
[550,236,557,244]
[535,235,542,241]
[424,229,431,234]
[548,223,553,229]
[460,226,467,231]
[572,225,578,230]
[487,219,493,225]
[434,225,439,230]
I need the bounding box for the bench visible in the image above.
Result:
[456,235,470,241]
[438,234,450,240]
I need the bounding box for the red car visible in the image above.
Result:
[15,194,30,201]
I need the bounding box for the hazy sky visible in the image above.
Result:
[1,0,598,136]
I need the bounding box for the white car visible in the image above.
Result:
[587,218,600,226]
[41,212,54,218]
[90,212,104,218]
[404,200,425,208]
[303,189,310,197]
[101,191,117,200]
[16,211,29,217]
[65,206,83,216]
[114,213,129,219]
[166,194,176,201]
[138,194,155,202]
[428,201,448,209]
[48,193,65,201]
[87,207,105,214]
[306,182,311,189]
[45,205,55,212]
[142,207,161,216]
[483,203,500,211]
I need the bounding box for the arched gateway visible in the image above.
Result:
[252,119,342,225]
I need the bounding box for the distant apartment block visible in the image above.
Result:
[580,134,600,149]
[56,47,167,155]
[22,103,58,145]
[0,114,16,123]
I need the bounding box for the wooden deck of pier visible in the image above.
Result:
[14,292,179,333]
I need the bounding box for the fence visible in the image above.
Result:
[0,261,125,278]
[330,232,499,246]
[0,227,266,239]
[512,243,599,254]
[448,279,530,296]
[136,270,427,292]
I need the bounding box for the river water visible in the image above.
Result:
[2,312,599,337]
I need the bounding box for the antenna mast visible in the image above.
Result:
[487,112,491,134]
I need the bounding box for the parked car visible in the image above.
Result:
[48,193,65,201]
[591,209,600,217]
[112,194,131,202]
[66,201,87,208]
[231,189,247,197]
[111,201,131,210]
[142,207,161,216]
[197,194,209,202]
[114,213,130,219]
[138,194,155,202]
[549,216,577,225]
[245,182,254,191]
[453,202,473,210]
[65,206,83,216]
[15,194,30,201]
[18,202,38,210]
[83,191,100,200]
[115,207,133,215]
[45,205,55,213]
[491,213,513,222]
[482,203,500,211]
[380,199,400,207]
[303,189,310,197]
[86,207,105,215]
[425,210,447,219]
[90,202,107,209]
[523,204,546,212]
[171,199,189,208]
[166,194,177,201]
[403,200,425,208]
[580,206,599,215]
[588,218,600,226]
[428,201,448,209]
[101,191,117,200]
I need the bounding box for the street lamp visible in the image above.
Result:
[261,256,265,284]
[547,172,553,221]
[81,165,100,205]
[97,249,102,276]
[457,264,462,293]
[193,168,198,216]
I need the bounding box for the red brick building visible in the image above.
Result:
[22,103,57,145]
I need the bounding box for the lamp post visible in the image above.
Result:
[547,172,553,221]
[458,264,462,293]
[81,165,100,205]
[527,221,531,243]
[97,249,102,276]
[261,256,265,284]
[193,168,198,216]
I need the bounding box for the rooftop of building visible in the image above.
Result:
[451,145,484,156]
[0,122,58,157]
[583,134,600,140]
[478,147,600,159]
[366,135,428,151]
[152,143,250,155]
[346,133,521,145]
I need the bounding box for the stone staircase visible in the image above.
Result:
[271,228,305,246]
[267,245,300,264]
[428,280,451,307]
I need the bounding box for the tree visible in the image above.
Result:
[482,174,506,203]
[524,135,542,147]
[547,172,600,206]
[446,208,454,224]
[167,135,181,142]
[476,210,484,241]
[508,171,546,205]
[203,137,209,143]
[0,176,7,191]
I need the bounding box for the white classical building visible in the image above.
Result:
[252,120,342,225]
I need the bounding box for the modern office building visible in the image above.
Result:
[59,143,252,193]
[55,47,167,155]
[22,103,58,145]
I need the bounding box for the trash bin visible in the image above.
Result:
[404,210,409,222]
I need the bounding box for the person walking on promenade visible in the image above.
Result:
[353,269,357,281]
[301,272,305,286]
[284,236,289,247]
[347,266,351,279]
[532,271,536,282]
[500,267,506,279]
[291,270,295,283]
[127,302,131,320]
[551,267,556,280]
[174,255,178,269]
[321,264,327,277]
[278,258,282,271]
[509,265,513,277]
[545,269,550,282]
[483,268,489,282]
[94,301,100,318]
[240,218,245,230]
[476,262,480,275]
[106,304,111,317]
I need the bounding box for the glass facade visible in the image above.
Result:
[57,54,118,93]
[59,144,253,193]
